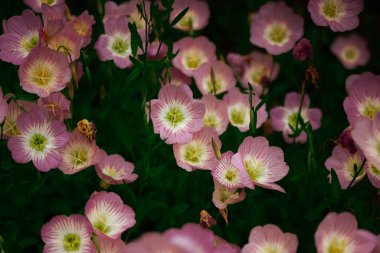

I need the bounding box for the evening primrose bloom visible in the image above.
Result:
[212,181,246,209]
[98,237,127,253]
[18,46,71,97]
[48,25,82,61]
[150,84,205,144]
[250,1,304,55]
[170,0,210,31]
[201,94,229,135]
[37,92,71,122]
[308,0,364,32]
[173,127,221,171]
[41,214,95,253]
[85,191,136,239]
[70,11,96,48]
[7,108,70,172]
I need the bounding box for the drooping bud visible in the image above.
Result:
[293,38,313,61]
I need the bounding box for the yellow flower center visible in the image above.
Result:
[244,158,266,181]
[361,99,380,119]
[229,106,248,126]
[164,106,185,128]
[73,21,89,36]
[249,66,268,85]
[225,169,237,182]
[322,0,340,19]
[69,147,89,167]
[63,233,81,252]
[327,236,347,253]
[42,0,56,5]
[186,54,202,69]
[206,76,223,94]
[111,36,130,56]
[266,23,289,45]
[21,35,39,53]
[204,113,217,129]
[29,133,48,153]
[31,64,54,87]
[93,213,111,234]
[342,46,358,62]
[183,142,203,164]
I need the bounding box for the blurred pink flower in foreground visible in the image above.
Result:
[98,237,127,253]
[171,0,210,31]
[201,95,229,135]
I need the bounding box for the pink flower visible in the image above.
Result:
[223,87,268,132]
[250,1,304,55]
[338,126,357,154]
[58,129,100,175]
[85,191,136,239]
[0,87,8,124]
[331,34,370,69]
[214,237,241,253]
[211,151,253,189]
[315,212,375,253]
[103,1,129,23]
[163,67,192,86]
[172,36,217,77]
[345,72,375,92]
[343,73,380,125]
[94,16,133,69]
[0,10,42,65]
[95,153,138,185]
[41,3,66,39]
[125,232,185,253]
[270,92,322,144]
[147,40,168,60]
[47,25,82,61]
[19,46,71,97]
[170,0,210,31]
[124,0,151,30]
[41,214,95,253]
[212,181,246,209]
[70,11,96,48]
[242,224,298,253]
[308,0,364,32]
[235,136,289,192]
[193,61,235,95]
[37,92,70,121]
[173,127,221,171]
[325,145,366,189]
[227,51,280,94]
[150,84,205,144]
[24,0,65,13]
[7,108,70,172]
[293,38,314,61]
[201,94,229,135]
[98,237,127,253]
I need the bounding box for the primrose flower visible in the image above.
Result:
[19,46,71,97]
[24,0,65,13]
[223,87,268,132]
[242,224,298,253]
[315,212,375,253]
[37,92,70,121]
[171,0,210,31]
[147,40,168,60]
[0,9,42,65]
[41,214,95,253]
[7,108,70,172]
[235,136,289,192]
[70,11,96,48]
[95,153,138,185]
[48,25,82,61]
[103,1,129,23]
[211,151,253,189]
[41,3,66,39]
[270,92,322,144]
[58,129,100,175]
[94,16,133,69]
[125,233,185,253]
[173,127,221,171]
[125,0,151,30]
[173,36,217,77]
[163,67,192,86]
[250,1,304,55]
[215,237,241,253]
[201,94,229,135]
[212,181,246,209]
[227,51,280,94]
[193,61,235,95]
[150,84,205,144]
[0,88,8,124]
[85,191,136,239]
[331,34,370,69]
[98,237,127,253]
[343,73,380,125]
[308,0,364,32]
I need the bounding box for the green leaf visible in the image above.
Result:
[128,22,143,56]
[127,67,142,82]
[170,7,189,26]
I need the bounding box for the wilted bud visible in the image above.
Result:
[219,208,228,225]
[338,127,357,154]
[293,38,313,61]
[200,210,217,228]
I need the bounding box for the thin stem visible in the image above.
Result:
[347,159,366,190]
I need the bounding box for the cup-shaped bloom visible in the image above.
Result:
[212,181,246,209]
[41,214,95,253]
[223,87,268,132]
[211,151,253,189]
[98,237,127,253]
[70,11,96,48]
[173,127,221,171]
[19,46,71,97]
[95,154,138,185]
[331,34,370,70]
[125,232,186,253]
[103,1,129,23]
[150,84,205,144]
[163,224,215,253]
[0,10,42,65]
[325,146,366,189]
[236,136,289,192]
[170,0,210,31]
[270,92,322,144]
[173,36,217,77]
[315,212,375,253]
[85,191,136,239]
[193,61,235,95]
[201,95,229,135]
[0,87,8,124]
[162,67,192,86]
[242,224,298,253]
[250,2,304,55]
[48,25,82,61]
[7,108,70,172]
[24,0,65,13]
[293,38,314,61]
[37,92,71,122]
[343,73,380,125]
[352,113,380,172]
[94,16,133,69]
[58,129,100,175]
[308,0,364,32]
